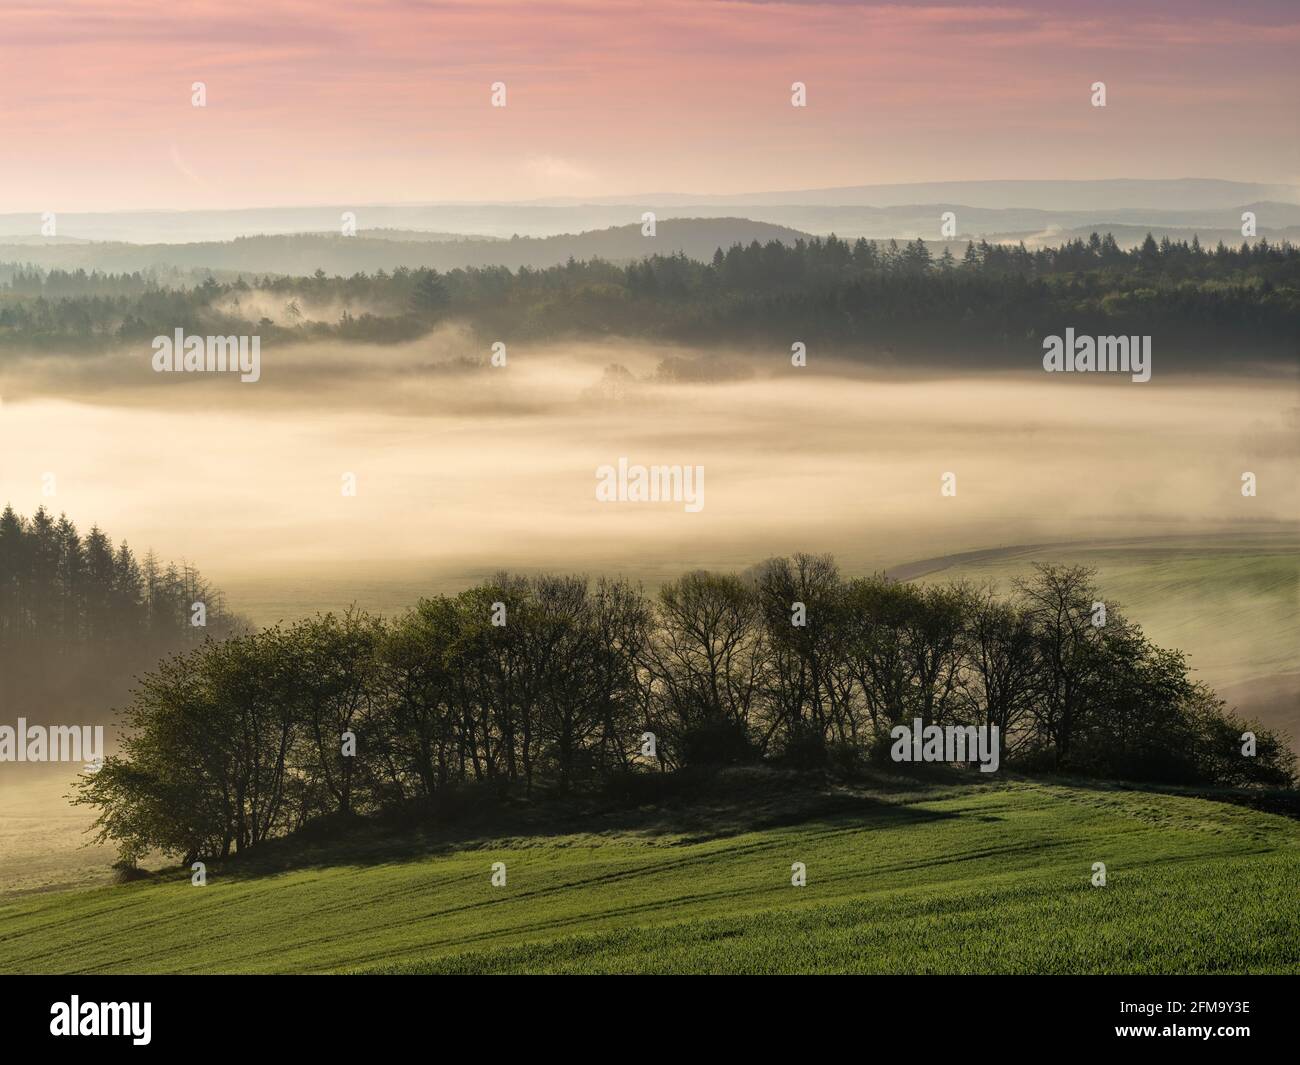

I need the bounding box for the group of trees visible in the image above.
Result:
[78,557,1294,866]
[0,266,160,297]
[0,506,239,724]
[614,234,1298,355]
[2,232,1296,360]
[697,230,1299,286]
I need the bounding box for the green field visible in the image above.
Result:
[906,533,1300,754]
[3,770,1297,975]
[907,533,1299,689]
[6,531,1293,914]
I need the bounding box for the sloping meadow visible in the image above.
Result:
[3,776,1297,975]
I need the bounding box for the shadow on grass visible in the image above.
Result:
[152,764,1295,887]
[204,763,981,884]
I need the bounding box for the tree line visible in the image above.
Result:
[2,232,1296,361]
[77,556,1294,866]
[0,506,239,725]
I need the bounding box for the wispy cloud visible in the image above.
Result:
[1,1,1295,210]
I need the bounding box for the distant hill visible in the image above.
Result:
[0,219,811,276]
[656,201,1300,242]
[4,180,1296,245]
[355,228,503,243]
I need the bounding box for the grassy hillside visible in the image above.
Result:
[3,770,1297,975]
[908,534,1298,686]
[904,532,1300,751]
[8,533,1290,905]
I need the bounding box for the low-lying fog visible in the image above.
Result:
[2,328,1295,618]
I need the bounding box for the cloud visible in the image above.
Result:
[2,1,1296,209]
[522,155,599,189]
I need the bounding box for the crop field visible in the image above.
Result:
[3,772,1297,975]
[907,532,1300,754]
[908,532,1299,688]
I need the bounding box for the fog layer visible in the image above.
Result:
[2,334,1294,604]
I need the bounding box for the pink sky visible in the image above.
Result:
[2,0,1297,211]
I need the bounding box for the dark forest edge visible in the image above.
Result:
[0,505,242,724]
[2,232,1297,360]
[75,554,1296,872]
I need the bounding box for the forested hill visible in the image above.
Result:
[0,218,809,277]
[1,232,1295,365]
